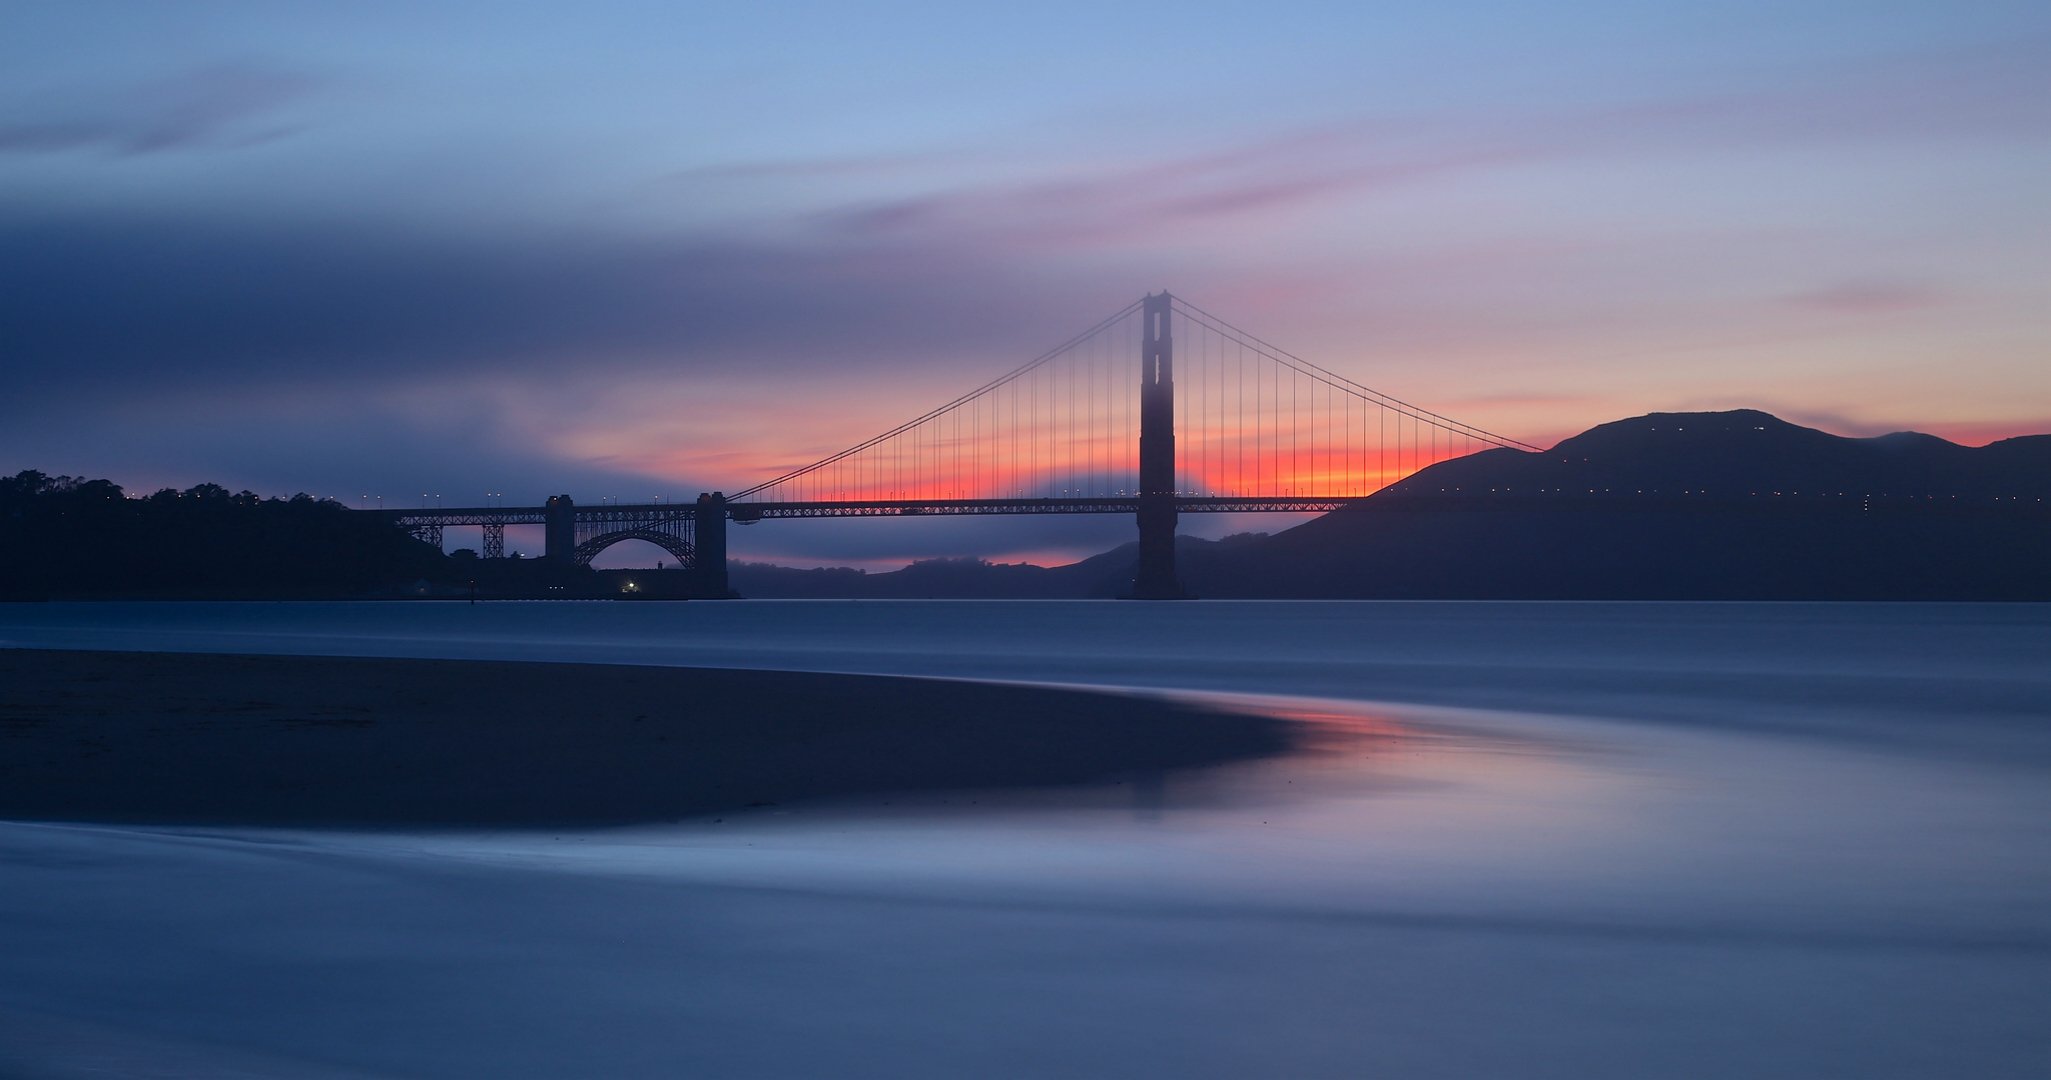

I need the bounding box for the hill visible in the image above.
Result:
[1204,410,2051,600]
[1376,409,2050,502]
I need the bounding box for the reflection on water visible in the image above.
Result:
[1,601,2049,1077]
[6,599,2045,762]
[397,687,2043,949]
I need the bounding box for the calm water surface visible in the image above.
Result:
[4,598,2045,736]
[1,601,2047,1078]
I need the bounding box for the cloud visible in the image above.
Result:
[704,37,2051,255]
[1777,408,2051,447]
[0,381,653,506]
[810,128,1540,248]
[665,151,961,183]
[0,63,317,156]
[0,211,1138,417]
[8,36,2036,420]
[1667,399,2050,447]
[1782,280,1947,314]
[1441,392,1601,409]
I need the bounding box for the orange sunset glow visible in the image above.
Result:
[727,302,1516,508]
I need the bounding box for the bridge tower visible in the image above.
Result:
[1132,291,1186,598]
[695,492,729,598]
[544,495,575,565]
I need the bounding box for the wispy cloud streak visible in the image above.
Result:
[0,63,317,155]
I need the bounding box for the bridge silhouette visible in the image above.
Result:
[381,293,1537,597]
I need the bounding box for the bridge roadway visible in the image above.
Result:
[374,495,1359,591]
[374,493,1357,594]
[377,496,1352,525]
[726,497,1354,520]
[373,490,2047,598]
[378,491,2047,529]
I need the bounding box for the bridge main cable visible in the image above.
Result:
[730,298,1146,501]
[1168,295,1544,453]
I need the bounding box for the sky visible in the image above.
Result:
[2,1,2047,568]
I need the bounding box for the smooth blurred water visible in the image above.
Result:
[4,599,2046,751]
[1,600,2048,1078]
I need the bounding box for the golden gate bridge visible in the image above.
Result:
[382,292,1539,597]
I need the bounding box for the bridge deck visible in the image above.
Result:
[726,497,1353,520]
[375,492,2048,527]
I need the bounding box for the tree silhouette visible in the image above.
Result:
[1,471,453,599]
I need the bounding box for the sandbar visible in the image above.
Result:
[0,649,1292,828]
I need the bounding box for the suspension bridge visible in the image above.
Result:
[380,292,1538,597]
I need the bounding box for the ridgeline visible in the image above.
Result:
[8,411,2048,601]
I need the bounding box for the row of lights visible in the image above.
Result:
[354,494,680,509]
[331,494,706,514]
[359,492,490,509]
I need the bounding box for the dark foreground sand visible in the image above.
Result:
[0,649,1293,828]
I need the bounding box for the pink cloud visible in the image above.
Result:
[808,129,1546,250]
[1783,281,1947,314]
[1918,419,2051,446]
[1726,403,2051,447]
[698,37,2051,262]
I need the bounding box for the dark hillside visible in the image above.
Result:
[1203,410,2050,600]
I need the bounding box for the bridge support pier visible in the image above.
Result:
[544,495,575,565]
[695,492,730,598]
[1134,495,1183,599]
[1130,291,1188,599]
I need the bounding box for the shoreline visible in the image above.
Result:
[0,649,1294,829]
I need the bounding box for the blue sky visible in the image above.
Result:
[3,1,2046,566]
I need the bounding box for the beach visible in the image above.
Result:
[0,649,1293,828]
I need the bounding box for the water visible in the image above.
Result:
[2,601,2048,1078]
[6,599,2044,750]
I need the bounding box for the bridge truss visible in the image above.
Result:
[569,505,697,567]
[385,504,699,569]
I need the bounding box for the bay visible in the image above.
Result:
[1,600,2046,1078]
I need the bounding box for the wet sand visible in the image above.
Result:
[0,649,1293,827]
